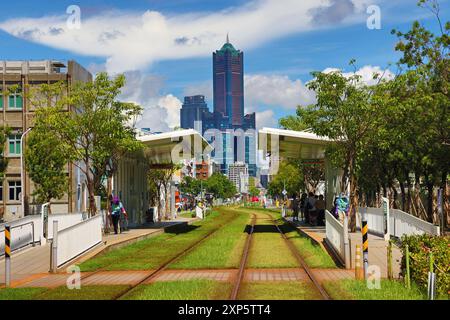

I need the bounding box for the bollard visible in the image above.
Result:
[355,244,364,280]
[361,216,369,280]
[5,225,11,287]
[387,240,393,280]
[51,220,58,273]
[405,244,411,289]
[427,252,435,300]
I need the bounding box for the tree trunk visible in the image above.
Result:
[348,173,358,232]
[400,181,406,212]
[426,180,434,223]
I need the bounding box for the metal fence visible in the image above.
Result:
[53,214,102,268]
[356,207,440,237]
[324,210,346,264]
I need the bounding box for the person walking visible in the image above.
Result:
[315,195,326,226]
[111,196,124,234]
[292,194,300,222]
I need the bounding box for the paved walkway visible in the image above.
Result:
[286,218,402,278]
[12,268,356,288]
[0,217,197,286]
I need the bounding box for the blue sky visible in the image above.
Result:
[0,0,448,131]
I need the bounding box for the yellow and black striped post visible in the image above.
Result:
[5,225,11,287]
[362,217,369,280]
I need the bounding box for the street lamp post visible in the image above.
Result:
[20,128,32,216]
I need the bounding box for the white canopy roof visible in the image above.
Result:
[258,127,330,160]
[138,129,211,165]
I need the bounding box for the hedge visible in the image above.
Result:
[400,234,449,297]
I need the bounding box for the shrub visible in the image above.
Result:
[400,234,449,297]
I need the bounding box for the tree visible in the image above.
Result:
[28,73,142,214]
[179,176,202,197]
[25,129,68,213]
[249,186,260,197]
[147,165,179,221]
[205,173,237,199]
[0,125,11,183]
[267,161,304,198]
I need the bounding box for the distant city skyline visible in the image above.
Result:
[0,0,448,131]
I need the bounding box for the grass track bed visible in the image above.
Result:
[170,209,250,269]
[79,210,237,271]
[323,279,428,300]
[237,281,322,300]
[120,280,232,300]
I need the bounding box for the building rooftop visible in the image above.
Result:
[0,60,68,75]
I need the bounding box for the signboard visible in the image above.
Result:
[282,189,287,196]
[382,197,390,241]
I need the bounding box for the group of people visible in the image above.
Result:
[291,192,326,226]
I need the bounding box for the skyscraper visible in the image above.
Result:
[213,35,244,128]
[179,36,257,177]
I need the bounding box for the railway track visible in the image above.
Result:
[109,209,240,300]
[269,213,330,300]
[229,214,256,300]
[230,210,330,300]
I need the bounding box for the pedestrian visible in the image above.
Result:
[304,192,316,224]
[292,194,300,221]
[111,196,124,234]
[299,193,307,222]
[315,195,326,226]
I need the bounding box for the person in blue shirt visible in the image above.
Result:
[111,196,124,234]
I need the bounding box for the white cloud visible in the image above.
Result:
[323,65,395,85]
[245,74,316,110]
[255,110,278,129]
[118,71,181,132]
[0,0,369,73]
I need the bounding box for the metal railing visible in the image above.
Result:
[51,214,102,270]
[325,210,346,265]
[0,219,38,256]
[356,207,440,237]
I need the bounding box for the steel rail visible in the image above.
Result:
[267,213,331,300]
[111,210,240,300]
[229,213,256,300]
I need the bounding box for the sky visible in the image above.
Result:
[0,0,448,131]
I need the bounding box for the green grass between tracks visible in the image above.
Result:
[169,209,251,269]
[323,279,430,300]
[120,280,232,300]
[79,209,236,271]
[242,207,337,269]
[0,287,47,300]
[0,285,129,300]
[237,281,322,300]
[247,212,298,268]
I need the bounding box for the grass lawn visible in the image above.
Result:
[323,279,428,300]
[237,281,322,300]
[121,280,232,300]
[0,287,48,300]
[37,285,129,300]
[170,209,250,269]
[284,228,337,268]
[79,210,237,271]
[247,213,298,268]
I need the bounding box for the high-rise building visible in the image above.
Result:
[0,60,92,222]
[180,95,210,132]
[213,35,244,127]
[179,37,257,178]
[228,162,249,194]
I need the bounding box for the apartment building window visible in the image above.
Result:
[8,89,23,109]
[8,181,21,201]
[0,184,3,202]
[8,134,21,156]
[0,93,3,109]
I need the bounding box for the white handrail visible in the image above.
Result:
[325,210,345,263]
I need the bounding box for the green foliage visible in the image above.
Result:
[28,72,143,213]
[25,128,68,206]
[179,176,202,196]
[267,161,303,197]
[400,234,449,297]
[0,125,11,183]
[205,173,237,199]
[248,186,260,197]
